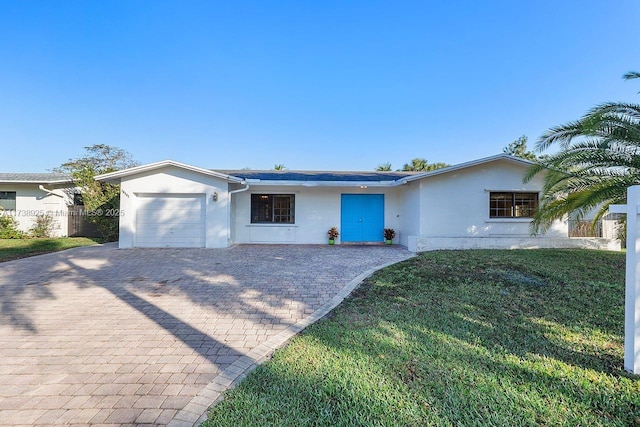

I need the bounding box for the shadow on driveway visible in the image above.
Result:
[0,243,412,426]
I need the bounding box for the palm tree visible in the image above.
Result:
[425,162,450,171]
[401,158,450,172]
[375,162,392,171]
[524,72,640,233]
[274,164,286,170]
[402,158,428,171]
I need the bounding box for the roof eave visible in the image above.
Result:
[403,154,537,183]
[246,180,397,187]
[95,160,245,183]
[0,179,74,185]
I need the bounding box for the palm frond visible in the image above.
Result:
[529,74,640,234]
[623,71,640,81]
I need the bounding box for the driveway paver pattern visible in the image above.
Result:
[0,244,412,426]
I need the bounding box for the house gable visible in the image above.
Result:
[117,166,231,249]
[414,157,557,239]
[96,160,243,184]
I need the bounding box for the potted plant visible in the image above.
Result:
[384,228,395,245]
[327,227,339,245]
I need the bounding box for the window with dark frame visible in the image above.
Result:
[73,193,84,206]
[0,191,16,211]
[251,194,295,224]
[489,192,538,218]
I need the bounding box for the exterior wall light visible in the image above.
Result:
[213,192,218,202]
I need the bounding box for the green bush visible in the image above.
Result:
[0,214,25,239]
[30,213,55,238]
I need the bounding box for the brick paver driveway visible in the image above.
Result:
[0,244,412,426]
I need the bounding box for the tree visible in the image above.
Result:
[401,158,450,172]
[402,158,427,171]
[375,162,392,171]
[55,145,138,241]
[524,72,640,234]
[274,164,286,170]
[425,162,450,171]
[503,135,538,161]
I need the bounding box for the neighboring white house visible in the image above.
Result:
[0,173,75,237]
[96,154,620,252]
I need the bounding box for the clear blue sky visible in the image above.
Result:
[3,1,640,172]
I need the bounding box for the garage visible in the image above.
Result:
[135,194,206,248]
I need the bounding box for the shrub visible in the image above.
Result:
[0,214,24,239]
[327,227,339,239]
[384,228,396,240]
[30,213,55,238]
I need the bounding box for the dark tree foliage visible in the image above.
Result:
[503,135,538,161]
[55,145,138,241]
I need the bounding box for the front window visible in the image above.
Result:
[0,191,16,211]
[489,192,538,218]
[251,194,295,223]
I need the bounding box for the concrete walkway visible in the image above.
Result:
[0,244,413,426]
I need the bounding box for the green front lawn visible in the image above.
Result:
[0,237,99,262]
[204,249,639,426]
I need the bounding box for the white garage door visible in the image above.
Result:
[135,194,205,248]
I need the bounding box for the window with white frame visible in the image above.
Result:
[0,191,16,211]
[489,192,538,218]
[251,194,295,224]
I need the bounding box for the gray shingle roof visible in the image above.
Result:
[0,173,73,183]
[215,170,419,182]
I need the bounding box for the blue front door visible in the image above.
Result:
[341,194,384,242]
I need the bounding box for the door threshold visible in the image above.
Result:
[341,242,385,246]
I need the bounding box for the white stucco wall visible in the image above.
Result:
[109,157,620,251]
[0,184,70,237]
[397,183,420,247]
[118,166,230,248]
[416,160,567,239]
[231,185,403,245]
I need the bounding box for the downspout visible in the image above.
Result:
[227,183,250,245]
[38,185,65,198]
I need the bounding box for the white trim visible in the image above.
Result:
[245,224,299,227]
[485,218,533,223]
[247,180,397,187]
[94,154,538,187]
[0,179,73,184]
[95,160,245,183]
[403,154,536,183]
[484,188,540,192]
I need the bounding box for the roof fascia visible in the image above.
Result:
[244,179,397,187]
[0,179,74,185]
[95,160,245,183]
[401,154,536,183]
